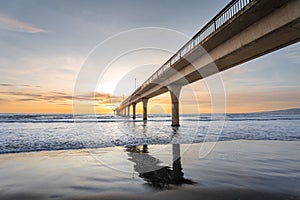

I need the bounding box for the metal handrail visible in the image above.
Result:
[120,0,254,107]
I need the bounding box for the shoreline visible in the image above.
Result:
[1,139,300,156]
[0,140,299,199]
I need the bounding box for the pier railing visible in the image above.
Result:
[123,0,254,105]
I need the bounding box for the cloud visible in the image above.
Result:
[285,44,300,64]
[0,83,41,88]
[73,92,123,104]
[0,13,45,33]
[0,86,123,106]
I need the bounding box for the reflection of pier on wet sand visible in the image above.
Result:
[0,141,299,199]
[126,144,194,189]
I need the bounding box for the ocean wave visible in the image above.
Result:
[0,113,300,123]
[0,112,300,154]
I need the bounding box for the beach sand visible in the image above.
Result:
[0,140,299,200]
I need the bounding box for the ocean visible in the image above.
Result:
[1,110,300,154]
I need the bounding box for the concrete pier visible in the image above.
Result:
[115,0,300,125]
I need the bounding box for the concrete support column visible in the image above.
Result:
[142,98,148,121]
[132,103,136,119]
[168,85,182,127]
[127,106,130,117]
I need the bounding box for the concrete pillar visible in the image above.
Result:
[132,103,136,119]
[127,106,130,117]
[142,98,148,120]
[168,85,182,126]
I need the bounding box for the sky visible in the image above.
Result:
[0,0,299,114]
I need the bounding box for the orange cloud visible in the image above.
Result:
[0,84,122,113]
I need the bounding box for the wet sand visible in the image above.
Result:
[0,140,299,200]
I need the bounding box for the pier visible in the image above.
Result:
[115,0,300,126]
